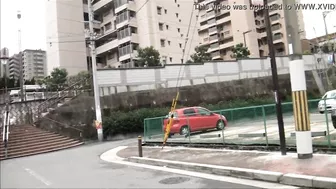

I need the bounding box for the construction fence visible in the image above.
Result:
[144,98,336,148]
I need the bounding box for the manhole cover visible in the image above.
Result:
[159,177,190,185]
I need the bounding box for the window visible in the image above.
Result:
[177,28,180,32]
[177,4,180,7]
[107,53,114,60]
[197,108,212,116]
[176,13,179,18]
[167,41,171,45]
[179,43,182,48]
[169,57,172,62]
[165,9,167,14]
[179,19,181,22]
[183,108,196,116]
[166,25,169,30]
[157,7,162,15]
[181,59,183,63]
[175,0,177,2]
[160,39,165,47]
[105,22,112,31]
[159,23,163,31]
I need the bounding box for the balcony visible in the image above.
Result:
[97,27,117,39]
[219,41,235,50]
[211,51,221,60]
[209,35,219,44]
[256,23,265,29]
[96,39,118,55]
[216,15,230,25]
[92,0,112,12]
[198,0,215,6]
[116,19,129,29]
[208,43,220,53]
[101,12,114,26]
[259,32,267,38]
[219,30,232,40]
[119,50,138,62]
[199,24,210,32]
[115,1,136,14]
[206,11,216,21]
[129,17,137,27]
[118,34,139,45]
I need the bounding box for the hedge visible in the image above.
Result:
[101,95,301,138]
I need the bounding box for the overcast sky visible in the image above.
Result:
[1,0,336,56]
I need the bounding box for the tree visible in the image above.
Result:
[231,43,250,59]
[43,68,68,90]
[24,78,36,85]
[321,42,335,54]
[187,46,212,63]
[67,71,92,90]
[136,46,161,67]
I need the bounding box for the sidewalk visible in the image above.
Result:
[116,145,336,188]
[118,146,336,178]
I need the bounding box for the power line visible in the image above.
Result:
[186,11,200,62]
[175,5,195,89]
[136,0,150,14]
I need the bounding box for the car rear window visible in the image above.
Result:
[183,108,196,116]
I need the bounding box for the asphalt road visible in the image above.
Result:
[0,139,295,189]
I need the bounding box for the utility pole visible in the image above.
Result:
[284,0,312,159]
[88,0,103,142]
[263,0,286,155]
[17,10,24,102]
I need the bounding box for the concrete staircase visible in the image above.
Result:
[0,124,83,160]
[0,78,91,160]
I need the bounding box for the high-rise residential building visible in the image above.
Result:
[8,54,21,80]
[46,0,199,72]
[22,49,47,81]
[197,0,306,60]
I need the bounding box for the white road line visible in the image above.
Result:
[100,147,300,189]
[24,168,51,186]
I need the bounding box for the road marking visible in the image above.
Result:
[100,147,300,189]
[24,168,51,186]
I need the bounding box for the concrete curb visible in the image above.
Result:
[127,157,336,189]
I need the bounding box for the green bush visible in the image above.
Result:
[102,95,320,138]
[102,97,280,138]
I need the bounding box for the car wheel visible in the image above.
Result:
[216,120,225,130]
[180,126,190,136]
[319,111,324,114]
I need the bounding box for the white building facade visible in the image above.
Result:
[46,0,200,73]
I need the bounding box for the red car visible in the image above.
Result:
[163,107,228,136]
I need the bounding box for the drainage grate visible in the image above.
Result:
[159,177,191,185]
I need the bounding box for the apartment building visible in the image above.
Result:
[22,49,47,81]
[8,54,21,80]
[197,0,306,60]
[46,0,199,72]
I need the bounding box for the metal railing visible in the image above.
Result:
[37,77,91,118]
[143,98,336,148]
[34,77,92,140]
[2,104,10,158]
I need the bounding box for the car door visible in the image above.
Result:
[182,108,198,131]
[196,108,217,129]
